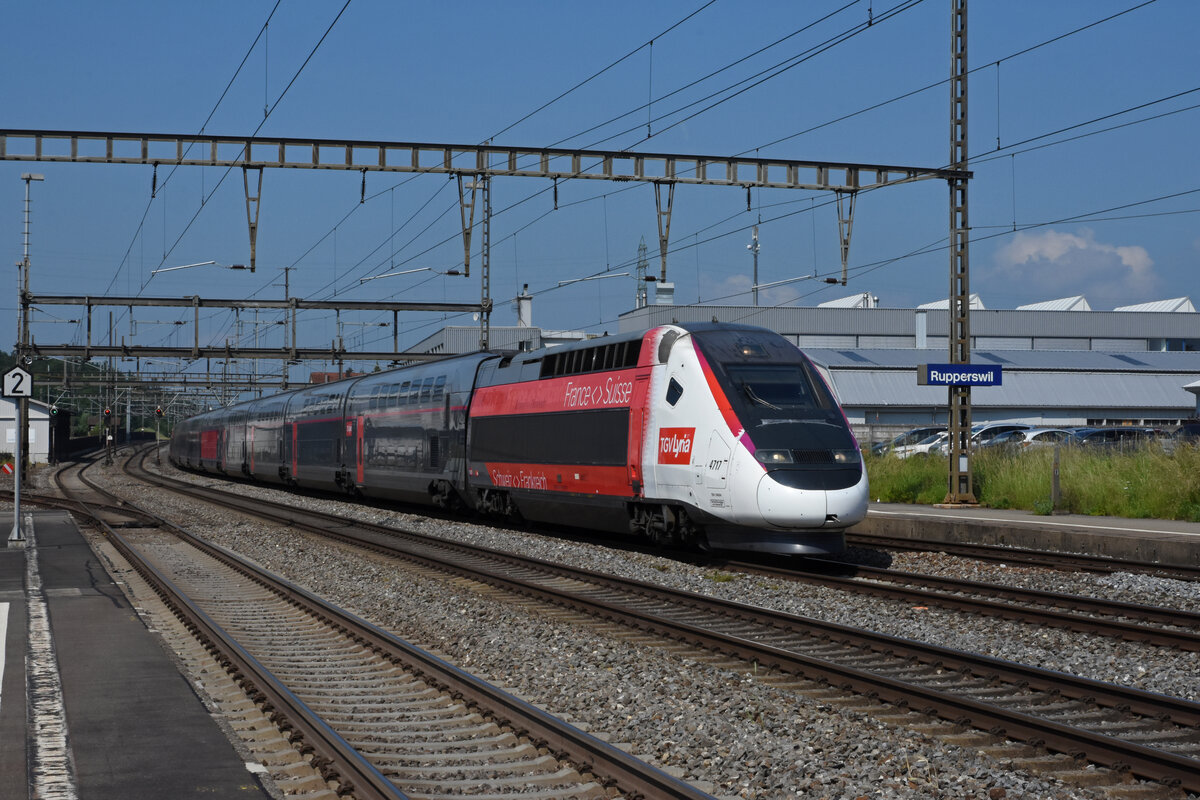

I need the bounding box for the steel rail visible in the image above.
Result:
[58,459,412,799]
[99,451,716,800]
[127,456,1200,792]
[846,533,1200,582]
[706,558,1200,651]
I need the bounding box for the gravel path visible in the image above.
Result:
[70,460,1200,797]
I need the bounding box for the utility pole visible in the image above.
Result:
[276,266,294,389]
[944,0,976,504]
[18,173,43,484]
[634,237,650,309]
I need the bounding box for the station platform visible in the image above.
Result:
[1,511,272,799]
[852,503,1200,567]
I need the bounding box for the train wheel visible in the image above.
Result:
[645,505,681,548]
[676,509,710,552]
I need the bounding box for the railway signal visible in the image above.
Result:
[154,406,165,463]
[50,404,59,416]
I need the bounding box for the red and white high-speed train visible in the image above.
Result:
[169,322,868,555]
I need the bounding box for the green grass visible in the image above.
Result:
[864,444,1200,521]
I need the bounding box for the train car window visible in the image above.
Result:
[537,339,640,379]
[666,378,684,406]
[398,381,411,404]
[433,375,446,399]
[419,376,434,403]
[620,341,638,368]
[470,408,629,466]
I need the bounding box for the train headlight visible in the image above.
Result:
[756,449,793,464]
[831,449,861,465]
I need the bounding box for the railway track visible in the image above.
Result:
[846,532,1200,583]
[709,557,1200,652]
[123,451,1200,794]
[47,453,161,527]
[54,453,713,800]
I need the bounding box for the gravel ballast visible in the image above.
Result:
[75,460,1200,798]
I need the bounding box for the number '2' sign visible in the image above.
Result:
[3,366,33,397]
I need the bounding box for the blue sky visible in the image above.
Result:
[2,1,1197,377]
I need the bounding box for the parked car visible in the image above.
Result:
[926,422,1034,456]
[979,427,1073,452]
[1160,420,1200,454]
[1174,420,1200,444]
[970,422,1033,447]
[1067,426,1163,451]
[871,426,946,456]
[893,430,950,458]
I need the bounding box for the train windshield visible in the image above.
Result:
[691,329,845,429]
[722,363,842,426]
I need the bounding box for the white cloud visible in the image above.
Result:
[988,228,1156,307]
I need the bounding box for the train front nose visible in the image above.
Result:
[756,471,827,526]
[752,464,869,529]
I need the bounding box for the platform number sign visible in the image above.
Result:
[3,366,33,397]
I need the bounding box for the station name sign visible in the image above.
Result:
[917,363,1003,387]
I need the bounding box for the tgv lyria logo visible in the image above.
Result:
[658,427,695,464]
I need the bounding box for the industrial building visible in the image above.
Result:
[618,294,1200,443]
[410,291,1200,445]
[0,397,51,464]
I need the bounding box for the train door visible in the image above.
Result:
[291,422,299,480]
[626,374,650,494]
[704,431,732,512]
[356,415,365,484]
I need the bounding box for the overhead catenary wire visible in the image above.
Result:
[252,0,876,311]
[154,1,1186,381]
[267,59,1199,359]
[124,3,355,368]
[103,0,286,300]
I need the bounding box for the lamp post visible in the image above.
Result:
[18,173,43,483]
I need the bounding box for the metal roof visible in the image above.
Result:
[408,325,588,355]
[618,304,1199,339]
[1114,297,1195,313]
[827,370,1200,409]
[1016,296,1091,311]
[817,293,877,309]
[803,348,1200,373]
[918,293,985,310]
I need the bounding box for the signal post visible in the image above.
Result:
[155,405,164,463]
[4,365,33,545]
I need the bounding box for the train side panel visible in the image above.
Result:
[346,354,494,506]
[287,381,358,491]
[466,332,654,531]
[220,405,250,476]
[246,393,291,485]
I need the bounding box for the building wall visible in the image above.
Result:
[0,398,51,463]
[618,305,1200,351]
[614,304,1200,444]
